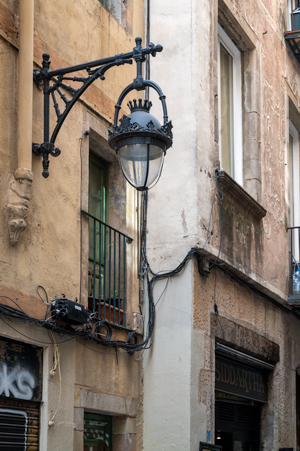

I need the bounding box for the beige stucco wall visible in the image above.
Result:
[144,0,300,450]
[0,0,143,300]
[0,0,144,449]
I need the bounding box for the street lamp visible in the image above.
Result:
[33,37,172,190]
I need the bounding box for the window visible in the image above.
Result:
[289,120,300,261]
[86,150,131,327]
[88,155,108,302]
[218,25,243,186]
[287,0,300,31]
[84,413,112,451]
[98,0,122,25]
[89,155,107,226]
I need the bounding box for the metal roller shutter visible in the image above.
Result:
[0,397,39,450]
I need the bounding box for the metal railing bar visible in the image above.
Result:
[86,210,132,327]
[113,230,116,324]
[123,235,126,327]
[98,222,102,318]
[108,228,112,321]
[103,223,107,321]
[118,236,121,325]
[81,210,132,240]
[93,218,96,314]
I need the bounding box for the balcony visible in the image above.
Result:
[285,9,300,63]
[288,226,300,305]
[82,211,133,327]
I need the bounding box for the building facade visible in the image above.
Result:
[0,0,146,449]
[3,1,300,450]
[143,0,300,450]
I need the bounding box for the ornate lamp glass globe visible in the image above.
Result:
[108,99,172,191]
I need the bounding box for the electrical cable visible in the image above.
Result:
[37,285,50,305]
[155,277,170,307]
[48,333,62,427]
[2,168,285,354]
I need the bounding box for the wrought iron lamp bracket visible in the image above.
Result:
[32,37,163,178]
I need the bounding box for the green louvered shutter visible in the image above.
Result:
[84,413,112,451]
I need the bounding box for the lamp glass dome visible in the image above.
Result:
[118,142,165,190]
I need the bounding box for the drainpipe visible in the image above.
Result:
[7,0,34,245]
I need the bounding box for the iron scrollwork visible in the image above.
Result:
[33,37,163,177]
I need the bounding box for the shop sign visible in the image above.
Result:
[215,356,268,403]
[0,337,42,401]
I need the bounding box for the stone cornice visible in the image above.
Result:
[218,170,267,221]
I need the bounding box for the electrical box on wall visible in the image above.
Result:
[51,299,89,325]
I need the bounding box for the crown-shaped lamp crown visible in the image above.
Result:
[127,98,152,113]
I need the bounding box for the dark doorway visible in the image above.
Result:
[215,401,260,451]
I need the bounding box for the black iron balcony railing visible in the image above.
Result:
[82,210,133,327]
[288,226,300,302]
[285,10,300,64]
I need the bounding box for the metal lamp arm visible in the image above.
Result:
[50,59,133,145]
[33,42,162,82]
[32,37,163,178]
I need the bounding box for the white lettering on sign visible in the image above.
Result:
[0,363,36,400]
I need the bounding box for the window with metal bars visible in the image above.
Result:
[87,153,131,327]
[84,413,112,451]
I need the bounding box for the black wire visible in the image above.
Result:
[0,171,222,354]
[37,285,49,305]
[76,338,130,355]
[0,296,27,314]
[0,315,75,345]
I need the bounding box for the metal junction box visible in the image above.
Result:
[51,298,89,325]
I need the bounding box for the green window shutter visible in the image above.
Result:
[88,155,108,299]
[84,413,112,451]
[89,154,107,224]
[98,0,107,9]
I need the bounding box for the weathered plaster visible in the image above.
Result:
[145,0,300,449]
[0,1,144,450]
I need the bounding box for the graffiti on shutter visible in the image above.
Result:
[0,337,42,401]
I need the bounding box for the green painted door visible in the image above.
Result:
[88,154,108,299]
[84,413,112,451]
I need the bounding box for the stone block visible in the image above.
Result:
[73,430,83,451]
[79,390,137,416]
[74,407,84,432]
[244,112,261,140]
[211,313,279,363]
[244,51,261,114]
[113,418,137,435]
[112,433,136,451]
[244,160,262,184]
[214,117,219,143]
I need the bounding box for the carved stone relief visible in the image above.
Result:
[7,168,33,246]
